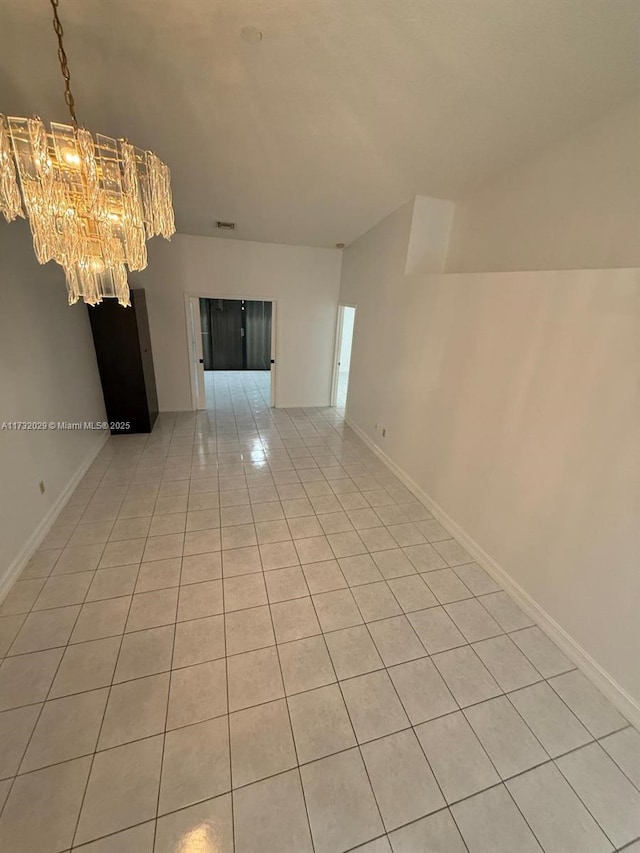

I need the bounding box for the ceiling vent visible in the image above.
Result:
[216,221,236,230]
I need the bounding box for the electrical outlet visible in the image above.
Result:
[39,480,46,494]
[382,428,386,438]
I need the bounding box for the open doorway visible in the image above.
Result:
[185,296,276,411]
[199,298,272,408]
[332,305,356,408]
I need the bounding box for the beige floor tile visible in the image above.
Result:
[126,587,178,631]
[341,670,409,743]
[33,572,93,610]
[21,688,107,775]
[416,711,500,803]
[271,596,321,643]
[71,820,155,852]
[173,614,225,668]
[389,659,456,727]
[159,716,230,814]
[167,659,227,728]
[227,646,284,712]
[278,635,336,695]
[0,704,41,777]
[233,769,313,853]
[0,647,63,707]
[301,748,384,853]
[325,625,383,680]
[134,557,181,592]
[225,605,275,655]
[230,698,296,786]
[99,538,145,569]
[75,736,163,845]
[86,565,138,602]
[452,785,544,853]
[114,624,174,682]
[0,755,91,852]
[155,794,233,853]
[9,605,80,655]
[177,579,223,620]
[98,672,169,749]
[362,729,444,830]
[288,683,356,763]
[70,596,130,643]
[223,572,267,611]
[368,615,427,666]
[313,589,363,632]
[352,582,403,622]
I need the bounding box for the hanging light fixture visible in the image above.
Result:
[0,0,175,307]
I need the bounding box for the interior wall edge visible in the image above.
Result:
[345,414,640,731]
[0,431,108,606]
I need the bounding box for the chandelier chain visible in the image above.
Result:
[50,0,78,128]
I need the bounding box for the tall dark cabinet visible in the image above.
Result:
[88,288,158,434]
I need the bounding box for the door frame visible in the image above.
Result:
[185,293,278,410]
[331,302,357,407]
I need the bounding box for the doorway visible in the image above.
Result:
[199,298,272,408]
[185,296,276,410]
[332,305,356,408]
[200,299,272,371]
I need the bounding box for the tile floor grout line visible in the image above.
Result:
[68,537,147,850]
[1,382,637,853]
[151,534,181,850]
[347,578,474,852]
[3,701,609,791]
[0,518,114,827]
[550,744,627,851]
[260,550,318,852]
[218,507,237,853]
[303,582,390,849]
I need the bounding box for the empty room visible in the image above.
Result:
[0,2,639,852]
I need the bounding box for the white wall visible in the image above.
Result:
[0,221,106,585]
[132,234,342,410]
[447,98,640,273]
[340,200,640,709]
[405,195,455,275]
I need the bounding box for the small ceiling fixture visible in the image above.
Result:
[336,242,345,249]
[0,0,175,307]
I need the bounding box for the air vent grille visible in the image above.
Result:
[216,221,236,230]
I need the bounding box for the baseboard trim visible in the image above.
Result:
[346,416,640,729]
[0,432,109,605]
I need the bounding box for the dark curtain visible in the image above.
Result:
[200,298,213,370]
[245,300,272,370]
[199,298,271,370]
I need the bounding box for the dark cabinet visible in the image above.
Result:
[87,288,158,434]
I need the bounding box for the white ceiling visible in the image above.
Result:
[1,0,639,247]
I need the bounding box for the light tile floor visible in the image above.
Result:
[0,371,639,852]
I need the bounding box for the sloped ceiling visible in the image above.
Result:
[1,0,639,246]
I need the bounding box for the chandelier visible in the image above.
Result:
[0,0,175,307]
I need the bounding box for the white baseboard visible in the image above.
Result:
[346,417,640,730]
[0,432,109,605]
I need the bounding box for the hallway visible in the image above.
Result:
[0,373,638,853]
[204,369,271,410]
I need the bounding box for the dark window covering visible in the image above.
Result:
[200,298,271,371]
